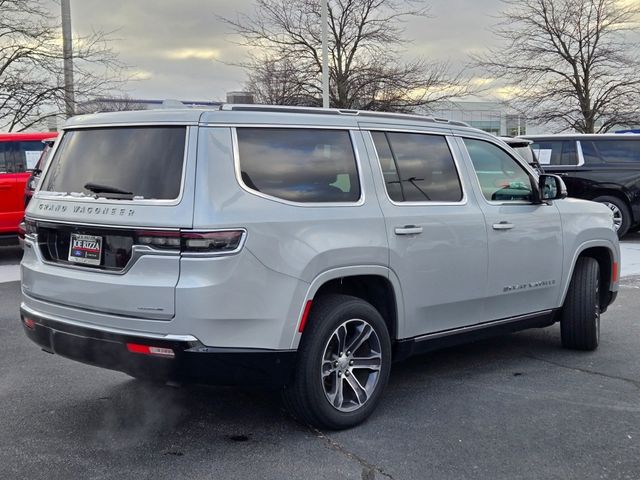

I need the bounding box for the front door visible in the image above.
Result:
[459,137,563,320]
[0,142,19,233]
[361,126,489,338]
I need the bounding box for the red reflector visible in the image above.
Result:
[23,317,35,330]
[126,343,175,358]
[613,262,619,282]
[298,300,313,333]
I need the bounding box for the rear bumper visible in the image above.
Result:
[20,307,296,387]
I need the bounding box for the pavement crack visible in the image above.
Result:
[524,354,640,390]
[309,426,395,480]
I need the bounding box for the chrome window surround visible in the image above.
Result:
[365,129,468,206]
[36,124,192,207]
[230,126,365,207]
[530,139,584,167]
[457,134,541,207]
[576,141,586,166]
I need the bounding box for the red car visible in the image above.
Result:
[0,132,57,244]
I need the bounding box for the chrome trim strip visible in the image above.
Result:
[28,233,180,276]
[62,121,200,129]
[36,126,192,207]
[20,302,199,342]
[230,127,366,207]
[364,129,469,207]
[203,123,356,129]
[411,310,554,342]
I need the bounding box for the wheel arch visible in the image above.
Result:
[561,241,617,311]
[290,266,404,349]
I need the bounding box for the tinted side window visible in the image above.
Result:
[370,132,403,202]
[15,141,46,172]
[464,138,534,202]
[236,128,360,203]
[371,131,462,202]
[0,143,9,173]
[582,140,640,163]
[531,141,578,165]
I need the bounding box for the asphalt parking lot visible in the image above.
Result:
[1,241,639,480]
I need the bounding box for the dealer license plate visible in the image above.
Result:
[68,234,103,266]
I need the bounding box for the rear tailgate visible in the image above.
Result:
[22,125,197,320]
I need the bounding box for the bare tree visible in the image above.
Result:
[75,95,149,114]
[475,0,640,133]
[222,0,471,111]
[0,0,125,131]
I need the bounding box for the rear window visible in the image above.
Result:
[531,140,577,166]
[236,128,360,203]
[581,140,640,164]
[41,127,186,200]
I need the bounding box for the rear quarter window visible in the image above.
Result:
[581,140,640,164]
[236,128,361,203]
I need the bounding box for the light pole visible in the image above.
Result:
[61,0,75,117]
[321,0,329,108]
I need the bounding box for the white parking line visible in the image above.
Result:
[0,264,20,284]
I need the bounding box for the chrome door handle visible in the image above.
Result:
[492,221,514,230]
[394,225,423,235]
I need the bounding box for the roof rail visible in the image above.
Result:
[220,104,470,127]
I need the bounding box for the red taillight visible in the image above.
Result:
[23,317,35,330]
[613,262,619,282]
[126,343,175,358]
[298,300,313,333]
[134,229,245,254]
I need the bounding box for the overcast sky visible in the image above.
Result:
[63,0,637,103]
[61,0,505,102]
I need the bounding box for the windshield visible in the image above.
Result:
[41,127,186,200]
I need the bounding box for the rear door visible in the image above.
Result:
[459,136,563,320]
[22,125,197,320]
[361,125,489,337]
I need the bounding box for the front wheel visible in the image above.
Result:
[560,257,601,351]
[283,294,392,430]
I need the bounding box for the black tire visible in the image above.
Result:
[592,195,631,238]
[560,257,601,351]
[283,294,392,430]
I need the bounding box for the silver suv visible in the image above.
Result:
[20,105,620,429]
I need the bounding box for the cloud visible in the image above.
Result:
[165,48,221,61]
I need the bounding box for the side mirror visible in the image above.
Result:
[539,174,567,201]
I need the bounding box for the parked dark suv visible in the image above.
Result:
[523,134,640,237]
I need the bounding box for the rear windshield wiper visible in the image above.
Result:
[84,182,133,196]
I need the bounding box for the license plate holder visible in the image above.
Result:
[68,233,103,266]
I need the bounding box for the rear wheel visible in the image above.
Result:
[283,294,391,430]
[592,195,631,238]
[560,257,601,351]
